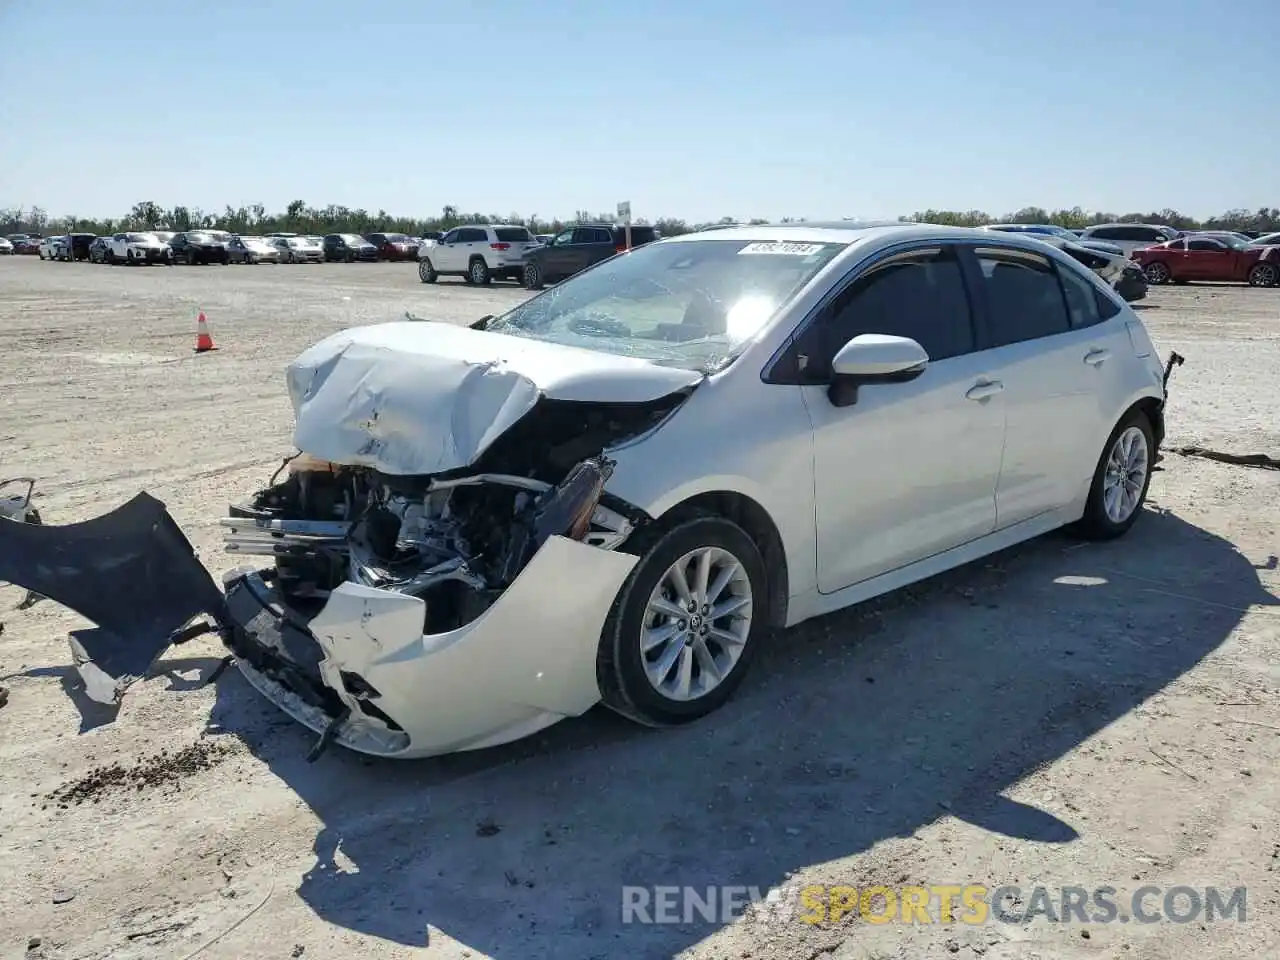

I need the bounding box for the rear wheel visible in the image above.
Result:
[418,258,438,283]
[597,513,766,727]
[469,257,491,285]
[523,261,544,290]
[1248,262,1278,287]
[1075,410,1155,540]
[1143,261,1171,284]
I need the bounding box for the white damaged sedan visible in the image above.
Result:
[0,223,1179,760]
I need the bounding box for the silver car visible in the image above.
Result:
[271,236,325,263]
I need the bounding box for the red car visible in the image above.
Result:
[1131,235,1280,287]
[6,234,40,255]
[366,232,420,261]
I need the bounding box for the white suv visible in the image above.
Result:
[1078,223,1179,256]
[417,224,537,285]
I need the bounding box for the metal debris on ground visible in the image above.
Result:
[1171,446,1280,470]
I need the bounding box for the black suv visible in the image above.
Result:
[520,223,658,289]
[171,231,230,265]
[323,234,378,262]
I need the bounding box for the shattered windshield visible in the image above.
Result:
[486,238,846,372]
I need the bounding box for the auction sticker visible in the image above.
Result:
[738,241,826,256]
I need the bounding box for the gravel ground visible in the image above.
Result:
[0,256,1278,960]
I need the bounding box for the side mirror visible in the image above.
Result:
[827,334,929,408]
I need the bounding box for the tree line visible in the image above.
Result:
[2,200,1278,240]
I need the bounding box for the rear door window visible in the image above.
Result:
[1056,262,1104,329]
[494,227,532,242]
[972,247,1072,347]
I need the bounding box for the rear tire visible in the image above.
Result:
[469,257,491,285]
[1074,410,1155,540]
[418,258,438,283]
[597,513,766,728]
[1248,262,1278,287]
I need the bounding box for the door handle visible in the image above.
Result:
[1084,348,1112,366]
[965,380,1004,401]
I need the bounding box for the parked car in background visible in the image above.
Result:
[1250,232,1280,246]
[323,234,378,262]
[266,236,324,262]
[265,232,299,239]
[0,237,12,255]
[38,236,66,260]
[419,231,443,242]
[8,235,39,254]
[1131,235,1280,287]
[416,224,538,285]
[984,223,1076,238]
[1188,230,1255,245]
[366,232,419,261]
[1078,223,1180,256]
[518,223,659,289]
[88,237,112,263]
[534,233,552,245]
[1030,235,1147,302]
[67,233,97,261]
[170,231,230,264]
[226,236,282,264]
[107,232,173,265]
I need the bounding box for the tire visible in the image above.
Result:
[1248,262,1278,287]
[597,513,767,727]
[418,258,438,284]
[1142,261,1171,284]
[469,257,491,285]
[523,261,544,290]
[1074,409,1156,541]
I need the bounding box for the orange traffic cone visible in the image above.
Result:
[194,311,217,353]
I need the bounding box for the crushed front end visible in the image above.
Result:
[215,448,646,758]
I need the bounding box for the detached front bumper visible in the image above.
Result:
[223,536,637,758]
[0,490,639,760]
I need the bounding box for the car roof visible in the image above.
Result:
[666,220,1050,247]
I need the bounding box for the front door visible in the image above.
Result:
[791,244,1005,593]
[433,229,463,271]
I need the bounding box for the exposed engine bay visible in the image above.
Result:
[221,395,683,632]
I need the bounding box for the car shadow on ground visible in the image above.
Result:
[205,508,1275,958]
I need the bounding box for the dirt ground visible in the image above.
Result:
[1,256,1278,960]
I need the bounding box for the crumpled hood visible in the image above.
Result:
[287,321,703,475]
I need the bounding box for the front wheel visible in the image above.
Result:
[1075,410,1155,540]
[418,258,438,283]
[597,514,766,727]
[1248,262,1278,287]
[469,257,491,285]
[1142,261,1171,284]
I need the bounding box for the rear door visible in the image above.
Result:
[963,245,1113,527]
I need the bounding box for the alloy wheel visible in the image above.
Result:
[641,546,753,702]
[1102,425,1149,525]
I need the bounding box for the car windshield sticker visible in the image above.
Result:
[737,241,825,256]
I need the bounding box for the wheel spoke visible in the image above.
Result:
[709,626,745,648]
[649,636,684,685]
[692,638,722,686]
[705,561,739,606]
[673,646,694,699]
[643,621,681,653]
[669,561,694,606]
[649,596,687,620]
[711,595,751,620]
[693,549,712,605]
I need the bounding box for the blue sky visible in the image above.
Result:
[2,0,1277,224]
